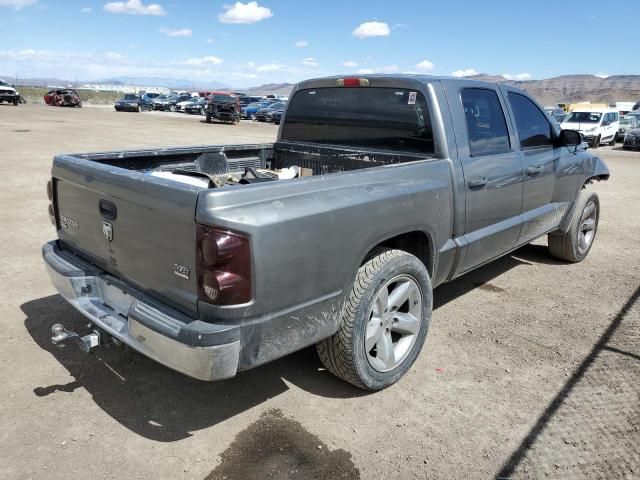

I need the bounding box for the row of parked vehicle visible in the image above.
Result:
[554,106,640,150]
[113,91,287,125]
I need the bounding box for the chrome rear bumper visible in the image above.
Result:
[42,241,240,381]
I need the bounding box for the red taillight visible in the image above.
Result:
[337,77,369,87]
[47,179,55,225]
[197,225,251,305]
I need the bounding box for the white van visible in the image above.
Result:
[561,109,620,148]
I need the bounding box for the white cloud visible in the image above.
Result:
[595,73,609,79]
[256,63,282,72]
[294,40,309,47]
[206,38,214,44]
[81,7,92,13]
[415,59,434,73]
[159,27,192,37]
[502,72,531,81]
[103,0,165,16]
[341,61,358,68]
[0,0,37,9]
[218,2,272,24]
[352,21,390,39]
[302,57,318,67]
[357,68,374,74]
[452,68,478,77]
[183,56,223,66]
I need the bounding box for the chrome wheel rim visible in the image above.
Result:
[365,275,422,372]
[577,201,597,255]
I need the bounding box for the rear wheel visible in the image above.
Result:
[548,190,599,262]
[316,249,432,390]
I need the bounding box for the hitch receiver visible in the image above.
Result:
[51,323,102,353]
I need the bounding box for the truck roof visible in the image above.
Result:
[295,74,522,93]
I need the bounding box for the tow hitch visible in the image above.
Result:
[51,323,104,353]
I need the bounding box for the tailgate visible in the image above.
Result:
[52,154,201,317]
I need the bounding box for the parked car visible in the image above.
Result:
[254,102,286,122]
[175,96,199,113]
[44,89,82,108]
[554,113,567,124]
[0,79,20,105]
[241,101,271,120]
[561,109,619,147]
[622,126,640,150]
[184,97,208,115]
[238,95,263,107]
[42,75,609,390]
[544,106,564,117]
[618,115,640,142]
[205,92,240,124]
[114,94,152,112]
[152,94,193,112]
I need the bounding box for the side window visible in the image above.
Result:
[508,93,552,149]
[461,88,511,157]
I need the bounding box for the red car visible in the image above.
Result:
[44,89,82,108]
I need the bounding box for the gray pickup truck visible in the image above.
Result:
[43,75,609,390]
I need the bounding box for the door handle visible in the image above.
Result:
[468,176,488,189]
[526,165,544,176]
[99,199,117,220]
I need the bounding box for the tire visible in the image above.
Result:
[205,114,212,123]
[200,108,205,116]
[137,105,142,113]
[608,134,617,146]
[169,105,176,112]
[548,190,599,263]
[316,248,432,390]
[591,135,600,149]
[13,99,19,106]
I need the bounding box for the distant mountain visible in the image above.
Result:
[468,74,640,105]
[92,76,232,90]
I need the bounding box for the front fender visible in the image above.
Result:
[588,155,610,182]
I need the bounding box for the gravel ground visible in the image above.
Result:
[0,104,638,480]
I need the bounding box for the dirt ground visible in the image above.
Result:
[0,104,638,480]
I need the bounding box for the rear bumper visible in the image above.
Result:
[42,241,240,381]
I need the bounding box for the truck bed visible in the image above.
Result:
[78,141,434,185]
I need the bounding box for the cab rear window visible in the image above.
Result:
[281,87,434,154]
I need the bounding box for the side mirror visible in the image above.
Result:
[559,129,582,148]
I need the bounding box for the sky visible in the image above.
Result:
[0,0,638,88]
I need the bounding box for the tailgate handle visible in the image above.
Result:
[99,200,117,220]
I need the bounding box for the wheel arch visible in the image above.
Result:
[361,230,435,279]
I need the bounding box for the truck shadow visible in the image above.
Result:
[22,243,558,443]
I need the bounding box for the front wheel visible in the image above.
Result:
[548,190,599,262]
[169,105,176,112]
[608,134,617,146]
[591,135,600,149]
[316,249,432,390]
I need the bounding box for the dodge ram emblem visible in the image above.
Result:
[102,222,113,242]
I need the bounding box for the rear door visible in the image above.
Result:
[502,88,558,244]
[444,82,524,272]
[53,156,200,316]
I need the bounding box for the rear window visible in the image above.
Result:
[281,87,434,154]
[211,94,236,102]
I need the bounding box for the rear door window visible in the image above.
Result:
[508,93,552,149]
[281,87,434,154]
[460,88,511,156]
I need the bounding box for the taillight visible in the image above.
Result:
[196,225,252,305]
[337,77,370,87]
[46,179,55,225]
